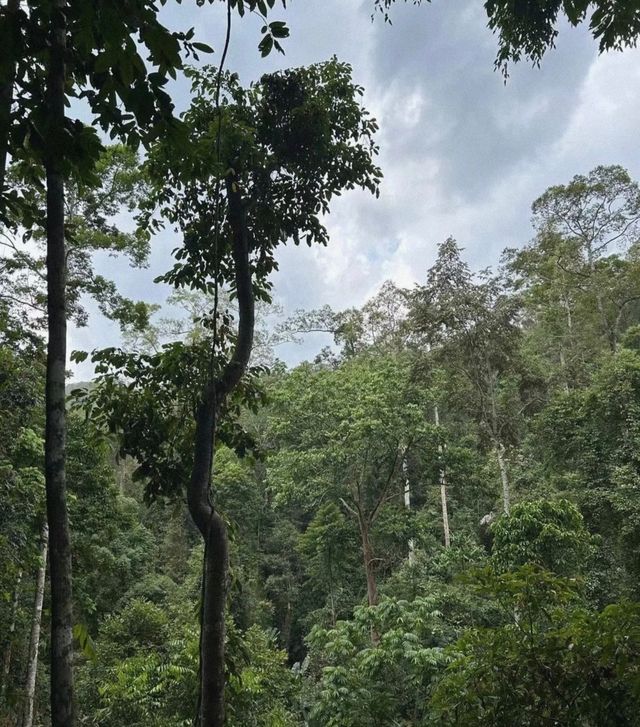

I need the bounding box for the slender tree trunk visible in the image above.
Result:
[587,246,616,352]
[496,441,510,514]
[187,171,254,727]
[433,403,451,548]
[201,510,228,727]
[22,522,48,727]
[188,395,228,727]
[45,2,74,724]
[0,0,19,196]
[1,569,22,701]
[281,598,293,652]
[358,515,378,607]
[559,348,570,394]
[439,480,451,548]
[328,558,337,628]
[488,369,510,514]
[401,452,415,563]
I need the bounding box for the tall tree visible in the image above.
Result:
[21,521,48,727]
[1,3,289,721]
[83,59,380,725]
[409,238,527,513]
[268,355,429,610]
[531,165,640,353]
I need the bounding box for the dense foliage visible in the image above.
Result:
[3,159,640,724]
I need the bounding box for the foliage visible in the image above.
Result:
[307,597,448,727]
[432,567,640,726]
[491,498,592,576]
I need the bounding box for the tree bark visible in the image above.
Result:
[358,515,378,608]
[0,0,20,197]
[402,453,415,563]
[22,522,48,727]
[1,569,22,701]
[488,368,510,514]
[433,403,451,548]
[187,171,254,727]
[496,441,510,514]
[45,2,74,725]
[586,245,616,352]
[558,348,570,394]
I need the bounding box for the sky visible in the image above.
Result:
[71,0,640,377]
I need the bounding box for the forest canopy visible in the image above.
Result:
[2,1,640,726]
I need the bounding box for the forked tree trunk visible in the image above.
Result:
[22,522,49,727]
[1,569,22,700]
[45,2,74,724]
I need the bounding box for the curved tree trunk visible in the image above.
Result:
[22,522,49,727]
[187,171,254,727]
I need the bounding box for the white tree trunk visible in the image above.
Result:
[22,522,49,727]
[559,348,570,394]
[496,442,510,514]
[402,454,415,564]
[433,404,451,548]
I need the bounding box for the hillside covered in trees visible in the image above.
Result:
[2,1,640,726]
[4,161,640,724]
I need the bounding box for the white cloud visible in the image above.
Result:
[68,2,640,375]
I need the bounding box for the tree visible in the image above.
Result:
[491,498,592,576]
[531,165,640,353]
[408,238,528,513]
[1,3,289,722]
[534,348,640,599]
[307,597,447,727]
[282,281,408,360]
[432,566,640,726]
[268,355,429,612]
[1,145,152,331]
[82,59,380,725]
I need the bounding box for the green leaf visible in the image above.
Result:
[192,42,214,54]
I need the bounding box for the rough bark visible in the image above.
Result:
[0,569,22,700]
[187,172,254,727]
[22,522,48,727]
[0,0,20,197]
[45,2,74,724]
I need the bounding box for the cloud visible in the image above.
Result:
[69,0,640,375]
